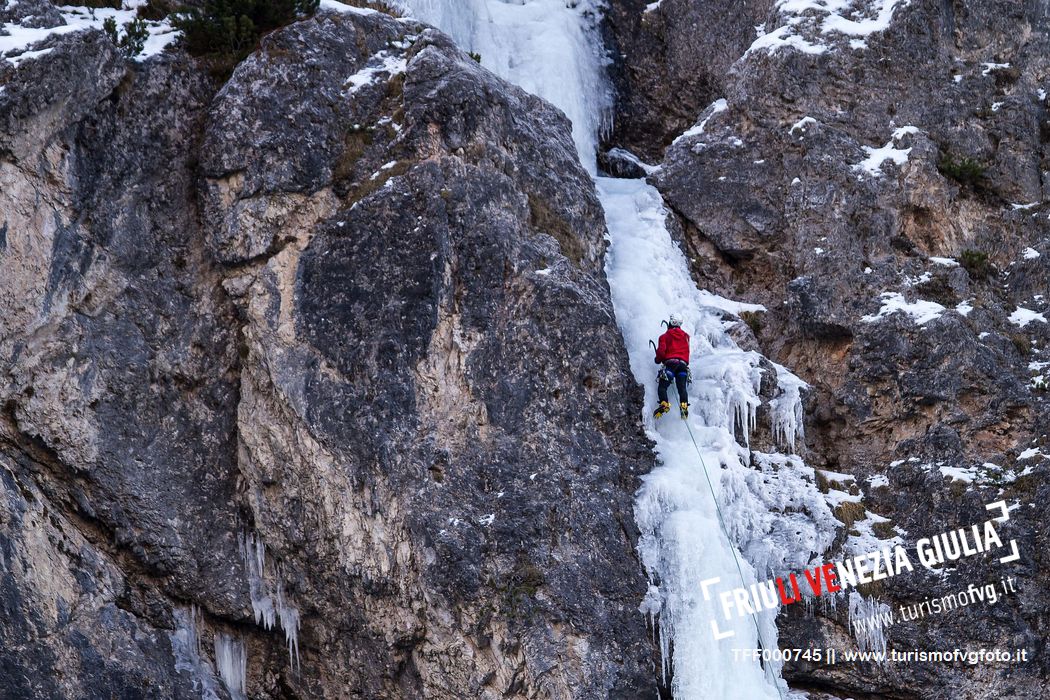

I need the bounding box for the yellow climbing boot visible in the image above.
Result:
[653,401,671,419]
[679,402,689,419]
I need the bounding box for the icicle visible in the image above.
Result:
[240,532,276,629]
[214,632,247,700]
[171,606,223,700]
[848,592,890,655]
[241,531,302,671]
[275,562,302,671]
[768,367,807,453]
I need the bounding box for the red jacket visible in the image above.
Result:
[655,327,690,364]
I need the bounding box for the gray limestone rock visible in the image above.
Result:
[0,6,655,699]
[643,0,1050,695]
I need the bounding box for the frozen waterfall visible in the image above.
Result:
[395,0,613,171]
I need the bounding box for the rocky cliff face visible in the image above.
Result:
[5,0,1050,697]
[600,0,774,162]
[604,0,1050,696]
[1,6,654,698]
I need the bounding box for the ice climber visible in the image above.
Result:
[653,314,690,419]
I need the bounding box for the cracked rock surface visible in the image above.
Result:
[0,7,654,698]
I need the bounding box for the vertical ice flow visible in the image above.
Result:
[601,177,786,698]
[395,0,612,171]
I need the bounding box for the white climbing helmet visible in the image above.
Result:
[668,314,683,328]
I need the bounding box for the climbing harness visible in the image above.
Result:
[658,364,691,385]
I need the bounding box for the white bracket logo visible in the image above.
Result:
[986,499,1021,564]
[700,577,735,640]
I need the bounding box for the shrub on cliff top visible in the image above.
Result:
[174,0,319,63]
[103,16,150,58]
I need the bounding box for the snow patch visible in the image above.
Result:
[852,128,916,177]
[862,292,945,325]
[747,24,828,55]
[697,290,767,315]
[675,98,729,143]
[825,488,862,507]
[790,116,817,134]
[0,19,85,64]
[7,46,52,66]
[846,508,900,558]
[1,5,178,64]
[929,256,958,267]
[939,465,977,483]
[345,50,408,93]
[1022,247,1040,259]
[903,271,931,286]
[1009,307,1047,328]
[918,460,1021,488]
[321,0,383,15]
[818,469,856,483]
[852,142,911,176]
[820,0,909,37]
[749,0,909,57]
